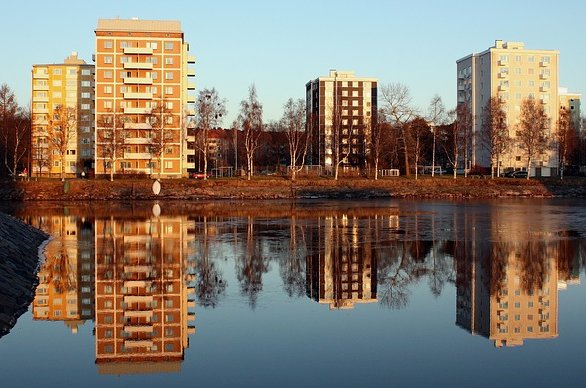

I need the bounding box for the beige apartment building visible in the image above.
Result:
[31,52,95,177]
[457,40,560,176]
[306,70,377,171]
[94,18,196,178]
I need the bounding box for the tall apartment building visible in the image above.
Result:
[306,70,377,170]
[457,40,560,175]
[31,52,95,177]
[94,18,196,178]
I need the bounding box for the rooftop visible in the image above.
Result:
[96,18,182,33]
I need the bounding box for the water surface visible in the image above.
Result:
[1,199,585,387]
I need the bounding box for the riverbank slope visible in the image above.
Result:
[1,176,586,201]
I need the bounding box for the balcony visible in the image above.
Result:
[123,47,154,55]
[124,92,153,100]
[187,82,196,90]
[124,152,153,159]
[540,86,549,92]
[187,69,196,77]
[498,84,508,91]
[124,265,152,273]
[124,310,153,318]
[188,312,196,321]
[498,72,508,79]
[187,326,196,335]
[33,96,49,102]
[124,77,153,85]
[123,62,153,70]
[187,300,196,308]
[186,109,195,116]
[540,61,550,67]
[187,55,196,64]
[188,286,195,295]
[124,107,152,115]
[33,72,49,79]
[124,325,154,333]
[124,280,150,288]
[124,122,152,130]
[187,96,196,104]
[498,59,508,66]
[123,295,153,303]
[33,84,49,91]
[540,73,550,80]
[540,98,549,105]
[125,138,152,145]
[124,340,153,348]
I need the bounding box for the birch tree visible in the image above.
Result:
[47,105,77,181]
[238,85,263,180]
[147,99,176,178]
[427,95,446,177]
[557,106,575,180]
[281,98,309,181]
[2,105,29,180]
[97,108,127,181]
[442,104,470,179]
[517,98,548,180]
[481,96,509,178]
[195,88,226,180]
[380,83,416,175]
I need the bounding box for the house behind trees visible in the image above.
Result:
[305,70,377,173]
[457,40,560,177]
[31,52,95,177]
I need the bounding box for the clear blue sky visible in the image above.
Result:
[2,0,584,125]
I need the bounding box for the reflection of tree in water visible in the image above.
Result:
[196,256,227,308]
[43,240,76,294]
[235,217,270,309]
[377,240,433,310]
[279,217,306,298]
[519,240,548,293]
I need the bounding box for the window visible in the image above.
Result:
[165,343,175,351]
[53,68,62,75]
[165,71,174,80]
[147,42,158,49]
[104,86,112,94]
[104,70,113,79]
[81,69,91,76]
[104,56,113,64]
[53,80,62,87]
[120,56,130,64]
[104,100,113,109]
[103,40,113,49]
[120,41,129,48]
[81,80,91,87]
[165,57,174,65]
[164,41,174,50]
[81,104,90,110]
[81,92,90,99]
[165,101,173,109]
[165,86,173,95]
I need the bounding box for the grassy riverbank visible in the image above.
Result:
[2,175,586,201]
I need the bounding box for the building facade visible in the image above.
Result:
[306,70,377,171]
[559,87,582,134]
[94,18,196,178]
[31,52,95,177]
[457,40,560,175]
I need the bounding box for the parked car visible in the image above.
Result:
[189,172,210,179]
[510,170,528,178]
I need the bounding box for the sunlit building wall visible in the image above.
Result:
[94,18,196,178]
[457,40,560,175]
[94,216,195,374]
[31,52,95,177]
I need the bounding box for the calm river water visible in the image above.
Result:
[1,199,585,387]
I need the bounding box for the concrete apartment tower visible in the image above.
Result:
[94,18,196,178]
[306,70,377,171]
[559,87,582,134]
[31,52,95,177]
[457,40,560,176]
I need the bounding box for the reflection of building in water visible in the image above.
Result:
[95,216,196,374]
[306,216,377,310]
[32,216,95,333]
[456,242,559,347]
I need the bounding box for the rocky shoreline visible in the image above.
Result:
[1,176,586,201]
[0,213,49,338]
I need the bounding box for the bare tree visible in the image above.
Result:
[2,106,29,180]
[380,83,416,175]
[281,98,309,181]
[147,99,176,179]
[442,103,470,179]
[517,98,549,180]
[481,96,510,178]
[557,106,575,180]
[427,95,446,177]
[47,105,77,181]
[238,85,263,180]
[194,88,227,180]
[96,108,127,181]
[369,110,393,180]
[410,117,431,180]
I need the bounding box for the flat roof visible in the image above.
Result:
[96,18,182,33]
